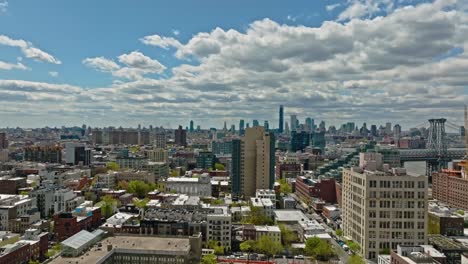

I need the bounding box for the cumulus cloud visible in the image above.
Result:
[117,51,166,73]
[0,60,27,71]
[1,0,467,128]
[83,51,166,80]
[48,71,58,77]
[0,35,61,64]
[140,35,182,49]
[82,57,120,71]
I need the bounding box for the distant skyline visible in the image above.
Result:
[0,0,467,128]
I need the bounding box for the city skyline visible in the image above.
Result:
[0,0,467,128]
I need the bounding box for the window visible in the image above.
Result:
[418,181,425,188]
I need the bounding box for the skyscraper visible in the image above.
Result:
[264,120,269,130]
[189,120,194,132]
[239,119,245,135]
[175,125,187,147]
[290,115,297,132]
[232,127,275,198]
[305,117,313,132]
[279,105,284,133]
[393,124,402,138]
[252,120,259,127]
[0,132,8,149]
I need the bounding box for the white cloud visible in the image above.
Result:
[326,3,341,11]
[0,60,27,71]
[82,57,120,71]
[0,1,7,13]
[1,0,467,128]
[140,35,182,49]
[172,29,180,36]
[84,51,166,80]
[49,71,58,77]
[117,51,166,73]
[0,35,61,64]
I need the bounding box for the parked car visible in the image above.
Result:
[294,255,305,259]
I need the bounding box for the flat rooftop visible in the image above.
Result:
[274,209,308,223]
[50,235,191,264]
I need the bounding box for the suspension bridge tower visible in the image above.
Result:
[426,118,449,177]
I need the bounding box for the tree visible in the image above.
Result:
[346,241,361,253]
[214,163,225,170]
[20,191,29,195]
[84,191,97,203]
[255,236,283,260]
[240,240,256,253]
[116,180,129,191]
[335,229,343,238]
[100,195,118,218]
[278,178,292,194]
[244,206,274,225]
[28,260,40,264]
[211,199,223,205]
[106,162,120,171]
[134,198,149,209]
[305,237,335,260]
[170,170,179,177]
[127,180,150,198]
[279,224,296,248]
[305,237,321,256]
[201,254,217,264]
[208,240,224,256]
[348,255,366,264]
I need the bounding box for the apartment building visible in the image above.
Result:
[342,153,428,260]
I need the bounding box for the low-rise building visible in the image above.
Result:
[251,197,275,219]
[166,174,212,196]
[295,176,337,204]
[255,225,281,244]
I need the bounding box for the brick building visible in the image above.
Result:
[0,177,27,194]
[295,176,336,203]
[432,163,468,210]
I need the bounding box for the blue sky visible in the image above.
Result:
[0,0,466,129]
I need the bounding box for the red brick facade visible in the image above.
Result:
[295,176,337,203]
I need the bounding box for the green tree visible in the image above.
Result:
[279,224,296,248]
[106,162,120,171]
[335,229,343,238]
[278,178,292,194]
[348,254,366,264]
[255,236,283,260]
[20,191,29,195]
[240,240,256,253]
[211,199,223,205]
[84,191,97,203]
[28,260,40,264]
[305,237,321,256]
[170,170,179,177]
[100,195,118,218]
[379,248,391,254]
[346,241,361,253]
[214,163,225,170]
[244,206,274,225]
[305,237,335,260]
[127,180,150,198]
[208,240,224,255]
[134,198,149,209]
[201,254,217,264]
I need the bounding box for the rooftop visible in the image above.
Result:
[50,235,191,264]
[274,210,308,223]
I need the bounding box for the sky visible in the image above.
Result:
[0,0,467,130]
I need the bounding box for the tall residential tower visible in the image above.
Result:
[232,126,275,198]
